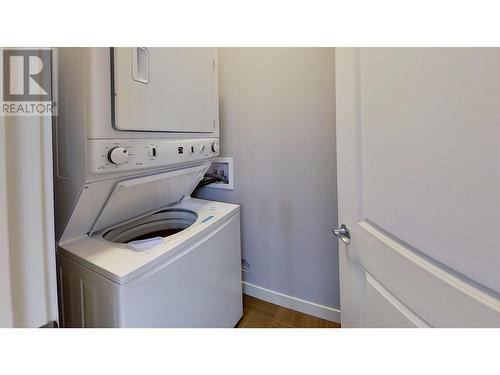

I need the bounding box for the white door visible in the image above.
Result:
[335,48,500,327]
[0,113,58,328]
[113,47,217,133]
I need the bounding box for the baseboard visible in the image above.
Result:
[242,281,341,323]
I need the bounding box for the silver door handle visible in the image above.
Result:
[333,224,351,245]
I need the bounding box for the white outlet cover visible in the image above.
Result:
[206,157,233,190]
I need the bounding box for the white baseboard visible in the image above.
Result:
[242,281,341,324]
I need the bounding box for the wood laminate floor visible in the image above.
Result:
[236,295,340,328]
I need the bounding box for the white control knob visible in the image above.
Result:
[107,147,129,165]
[199,144,206,154]
[211,142,219,153]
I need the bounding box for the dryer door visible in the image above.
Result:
[112,47,217,133]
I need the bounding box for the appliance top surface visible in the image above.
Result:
[59,198,239,285]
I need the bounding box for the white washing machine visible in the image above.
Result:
[54,48,242,327]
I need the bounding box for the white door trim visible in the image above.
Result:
[0,111,14,327]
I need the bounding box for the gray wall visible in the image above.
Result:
[194,48,339,309]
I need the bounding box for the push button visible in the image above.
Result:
[148,146,158,158]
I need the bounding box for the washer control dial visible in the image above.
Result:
[108,147,129,165]
[199,144,206,154]
[211,142,219,153]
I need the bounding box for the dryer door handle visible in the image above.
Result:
[131,47,150,84]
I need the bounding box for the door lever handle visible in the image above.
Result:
[333,224,351,245]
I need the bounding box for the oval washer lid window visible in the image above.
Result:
[89,165,206,236]
[103,208,198,244]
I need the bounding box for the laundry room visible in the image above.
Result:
[1,2,500,374]
[2,47,500,330]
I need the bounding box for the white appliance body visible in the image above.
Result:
[54,47,242,328]
[61,48,219,140]
[113,48,218,133]
[59,199,242,328]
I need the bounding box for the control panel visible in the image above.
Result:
[88,138,219,174]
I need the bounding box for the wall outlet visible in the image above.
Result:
[206,157,234,190]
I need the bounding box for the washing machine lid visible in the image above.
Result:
[89,165,206,236]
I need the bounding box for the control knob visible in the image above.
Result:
[107,147,129,165]
[211,142,219,153]
[199,144,206,154]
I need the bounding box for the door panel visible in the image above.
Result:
[360,48,500,292]
[362,272,426,328]
[360,222,500,327]
[113,47,217,133]
[336,48,500,327]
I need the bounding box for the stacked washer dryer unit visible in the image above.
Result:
[54,48,242,327]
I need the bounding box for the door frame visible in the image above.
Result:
[335,47,363,327]
[0,110,14,327]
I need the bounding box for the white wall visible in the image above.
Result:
[194,48,339,312]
